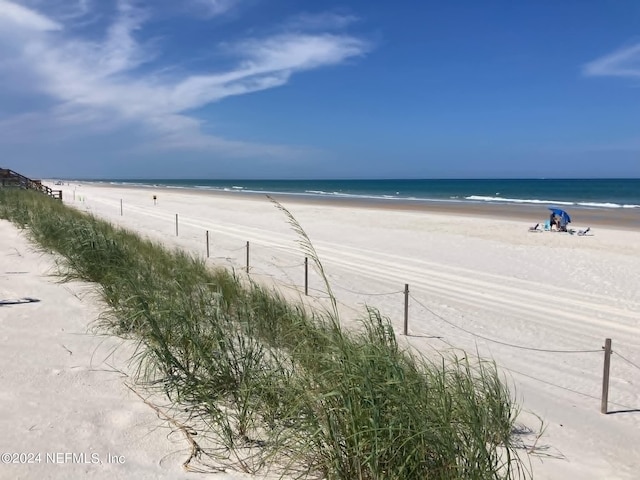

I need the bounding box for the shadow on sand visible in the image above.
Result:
[0,297,41,306]
[607,409,640,415]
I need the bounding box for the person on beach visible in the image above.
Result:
[558,217,568,232]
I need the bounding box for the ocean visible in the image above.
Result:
[88,178,640,211]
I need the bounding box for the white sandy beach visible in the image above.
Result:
[4,181,640,479]
[0,207,275,479]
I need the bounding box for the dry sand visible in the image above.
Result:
[3,181,640,479]
[0,211,274,478]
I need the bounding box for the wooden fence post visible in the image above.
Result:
[246,241,250,274]
[304,257,309,296]
[120,199,123,216]
[403,284,409,335]
[601,338,612,414]
[175,214,179,236]
[206,230,210,258]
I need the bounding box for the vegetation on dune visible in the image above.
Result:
[0,188,530,479]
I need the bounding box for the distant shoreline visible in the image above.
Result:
[66,180,640,231]
[56,178,640,210]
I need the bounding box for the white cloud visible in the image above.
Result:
[0,0,62,31]
[0,0,371,157]
[169,34,370,111]
[28,0,94,22]
[584,42,640,78]
[237,33,368,71]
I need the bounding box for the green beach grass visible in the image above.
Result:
[0,188,530,479]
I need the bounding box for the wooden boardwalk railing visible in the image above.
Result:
[0,168,62,200]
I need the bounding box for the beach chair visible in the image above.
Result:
[528,223,540,232]
[577,227,591,236]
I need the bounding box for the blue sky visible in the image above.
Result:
[1,0,639,179]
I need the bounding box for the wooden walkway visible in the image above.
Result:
[0,168,62,200]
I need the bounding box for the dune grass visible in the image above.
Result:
[0,188,529,479]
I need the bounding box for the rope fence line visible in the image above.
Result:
[208,257,241,269]
[265,260,307,270]
[244,240,301,257]
[204,236,630,354]
[276,282,305,295]
[502,363,639,412]
[210,255,237,261]
[410,336,640,413]
[335,298,364,316]
[193,231,400,299]
[249,264,291,277]
[262,280,362,316]
[615,350,640,372]
[408,293,603,355]
[500,365,601,401]
[196,238,612,348]
[329,282,405,297]
[435,336,460,352]
[305,286,333,300]
[146,219,634,347]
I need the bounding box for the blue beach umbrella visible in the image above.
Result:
[548,207,571,224]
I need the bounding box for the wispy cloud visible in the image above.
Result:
[0,0,371,157]
[583,42,640,78]
[0,0,62,31]
[28,0,95,22]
